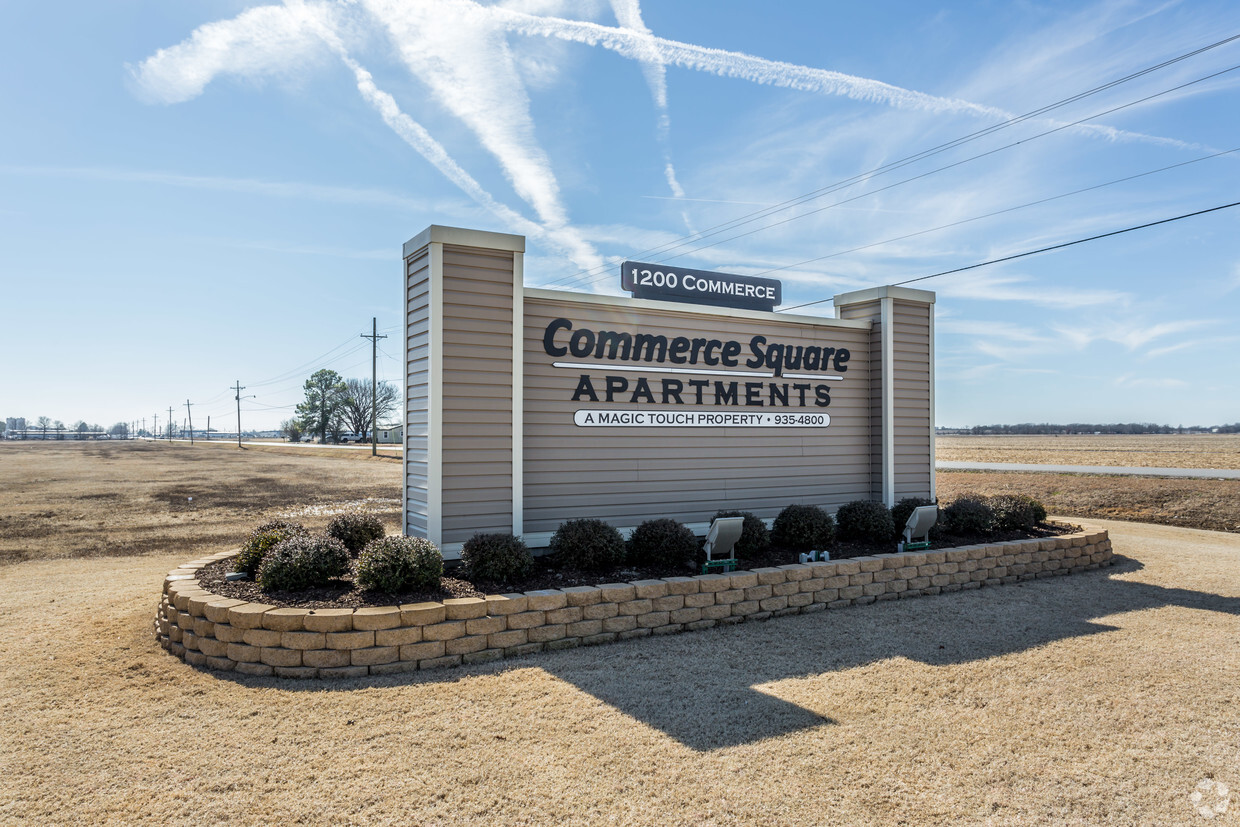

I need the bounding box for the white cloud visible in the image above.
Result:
[1051,318,1216,351]
[1112,372,1188,389]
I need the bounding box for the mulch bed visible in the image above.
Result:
[194,521,1078,611]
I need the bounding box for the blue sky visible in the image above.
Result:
[2,0,1239,432]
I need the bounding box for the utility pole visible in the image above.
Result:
[206,415,211,441]
[233,380,245,448]
[168,407,174,441]
[361,317,387,457]
[152,414,157,441]
[185,399,194,446]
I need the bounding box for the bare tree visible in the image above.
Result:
[341,378,400,441]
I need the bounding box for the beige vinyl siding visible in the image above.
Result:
[837,298,884,501]
[522,296,872,533]
[404,248,431,537]
[439,244,514,543]
[891,300,932,499]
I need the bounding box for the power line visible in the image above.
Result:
[780,200,1240,311]
[541,31,1240,291]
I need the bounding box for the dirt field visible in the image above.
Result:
[0,441,401,565]
[937,433,1240,469]
[1,518,1237,825]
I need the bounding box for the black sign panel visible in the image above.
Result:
[621,261,782,312]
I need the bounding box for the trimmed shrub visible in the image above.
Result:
[772,504,835,551]
[628,518,699,567]
[713,510,770,560]
[1014,493,1048,524]
[234,519,307,577]
[990,494,1038,531]
[836,500,897,544]
[326,510,386,555]
[549,518,626,572]
[942,493,996,536]
[890,497,936,540]
[357,535,443,592]
[461,532,533,584]
[256,534,350,591]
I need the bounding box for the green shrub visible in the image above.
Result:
[942,494,996,535]
[549,518,626,572]
[256,534,350,591]
[836,500,896,544]
[628,518,699,567]
[772,504,835,551]
[1014,493,1047,524]
[326,510,385,555]
[712,510,770,560]
[356,535,443,592]
[989,494,1038,531]
[890,497,936,540]
[460,532,533,583]
[234,520,307,577]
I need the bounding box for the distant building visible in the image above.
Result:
[377,425,402,444]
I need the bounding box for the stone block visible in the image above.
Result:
[353,607,402,631]
[583,602,618,620]
[197,637,228,658]
[744,584,773,602]
[399,641,446,662]
[204,599,248,624]
[946,549,969,563]
[728,571,759,589]
[419,655,462,670]
[662,576,700,595]
[227,603,274,630]
[259,647,302,668]
[485,594,528,615]
[652,624,683,636]
[670,607,703,625]
[753,567,787,585]
[463,649,504,665]
[686,619,717,631]
[887,579,908,593]
[583,632,618,646]
[882,555,904,570]
[813,589,840,603]
[242,628,282,648]
[506,611,546,629]
[637,611,671,628]
[529,624,567,643]
[303,609,354,633]
[420,621,467,641]
[632,579,669,599]
[442,597,488,621]
[351,646,398,666]
[778,564,812,582]
[731,600,760,616]
[262,608,308,632]
[205,656,235,672]
[567,619,603,638]
[695,574,732,593]
[787,592,813,608]
[716,615,744,626]
[701,604,733,620]
[597,583,637,602]
[618,628,652,641]
[684,592,715,609]
[192,617,215,638]
[618,598,653,616]
[562,586,602,606]
[862,582,885,597]
[546,638,580,651]
[854,557,883,573]
[505,642,545,658]
[325,630,375,650]
[303,649,352,669]
[652,595,684,612]
[799,577,826,593]
[227,643,261,663]
[715,589,744,605]
[281,631,326,650]
[376,626,423,647]
[445,635,488,656]
[234,662,274,677]
[545,606,584,625]
[602,615,637,633]
[849,572,873,586]
[760,596,788,612]
[487,629,529,649]
[840,585,863,600]
[401,602,446,625]
[873,569,896,583]
[525,590,568,611]
[320,666,370,679]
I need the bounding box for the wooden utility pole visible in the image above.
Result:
[185,400,194,445]
[361,317,387,457]
[233,380,245,448]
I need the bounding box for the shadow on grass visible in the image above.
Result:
[216,557,1240,751]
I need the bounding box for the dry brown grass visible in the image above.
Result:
[937,433,1240,469]
[2,519,1238,824]
[0,441,401,565]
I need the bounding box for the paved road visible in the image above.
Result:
[937,461,1240,479]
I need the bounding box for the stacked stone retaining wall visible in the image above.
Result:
[155,528,1112,679]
